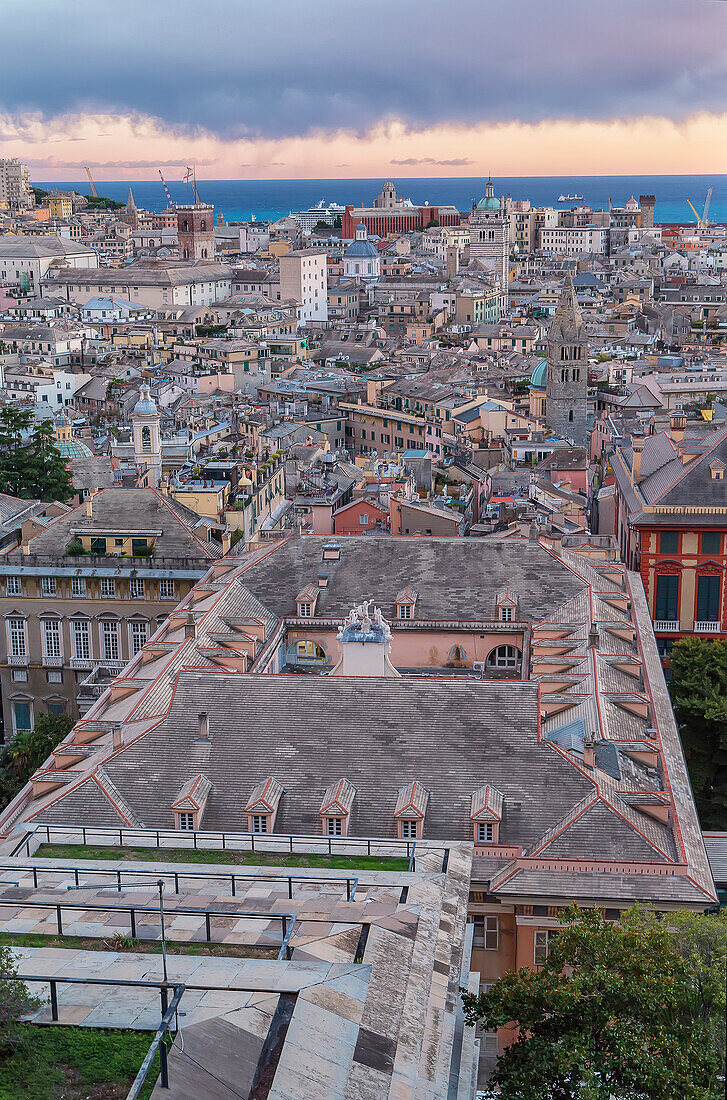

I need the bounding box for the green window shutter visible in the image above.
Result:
[696,576,720,622]
[655,575,679,621]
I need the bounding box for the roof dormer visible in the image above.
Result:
[171,773,211,832]
[495,587,519,622]
[319,778,356,837]
[395,585,418,620]
[394,780,430,840]
[244,776,284,834]
[470,784,503,845]
[295,583,318,618]
[710,460,725,481]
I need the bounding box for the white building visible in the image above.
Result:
[538,226,609,255]
[41,262,232,308]
[468,178,509,292]
[279,248,328,324]
[0,159,33,210]
[0,235,99,293]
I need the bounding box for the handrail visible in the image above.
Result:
[0,860,359,902]
[0,896,296,959]
[19,821,443,859]
[0,972,185,1095]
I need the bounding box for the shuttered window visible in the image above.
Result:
[655,575,679,621]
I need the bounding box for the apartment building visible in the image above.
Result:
[279,248,328,323]
[0,488,218,737]
[0,159,33,210]
[42,261,232,308]
[339,400,430,456]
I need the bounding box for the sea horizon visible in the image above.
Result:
[37,173,727,226]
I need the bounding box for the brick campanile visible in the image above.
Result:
[176,203,215,261]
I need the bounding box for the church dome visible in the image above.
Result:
[344,238,379,260]
[133,385,158,416]
[476,194,500,212]
[530,359,547,389]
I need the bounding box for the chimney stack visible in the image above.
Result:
[631,432,645,484]
[583,732,596,768]
[197,712,210,741]
[112,725,124,751]
[588,623,599,649]
[184,611,196,640]
[85,494,94,519]
[670,413,686,446]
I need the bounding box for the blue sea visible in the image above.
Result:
[39,174,727,225]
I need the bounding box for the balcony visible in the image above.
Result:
[70,657,93,670]
[42,655,64,667]
[654,620,680,632]
[7,654,29,666]
[694,620,722,633]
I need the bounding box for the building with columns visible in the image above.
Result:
[468,178,509,293]
[544,274,590,446]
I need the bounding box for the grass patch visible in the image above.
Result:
[0,931,277,960]
[0,1023,160,1099]
[36,843,409,872]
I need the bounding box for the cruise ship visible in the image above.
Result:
[558,193,584,202]
[290,199,346,232]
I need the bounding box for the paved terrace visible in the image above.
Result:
[0,843,477,1098]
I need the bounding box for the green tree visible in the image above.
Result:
[0,943,38,1054]
[0,713,74,811]
[0,407,73,503]
[462,904,724,1100]
[669,636,727,828]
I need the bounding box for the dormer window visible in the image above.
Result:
[495,588,518,623]
[471,785,503,845]
[320,778,355,837]
[171,773,211,832]
[245,777,283,835]
[296,584,318,618]
[299,602,312,617]
[179,812,195,831]
[394,781,429,840]
[499,607,513,622]
[477,822,495,843]
[251,814,268,834]
[396,585,418,621]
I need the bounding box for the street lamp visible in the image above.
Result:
[67,877,169,983]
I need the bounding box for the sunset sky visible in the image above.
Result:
[2,0,726,181]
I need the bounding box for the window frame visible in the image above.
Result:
[101,620,120,662]
[178,812,195,831]
[251,814,268,834]
[477,822,495,844]
[6,576,22,597]
[534,929,556,966]
[400,819,418,839]
[99,577,116,599]
[8,617,27,658]
[42,618,62,659]
[325,816,343,836]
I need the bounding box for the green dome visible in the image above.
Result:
[476,195,500,212]
[530,360,547,389]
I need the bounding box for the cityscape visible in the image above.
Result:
[0,1,726,1098]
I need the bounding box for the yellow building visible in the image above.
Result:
[47,192,74,219]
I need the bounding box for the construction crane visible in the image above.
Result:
[158,169,175,209]
[84,166,98,198]
[686,187,713,229]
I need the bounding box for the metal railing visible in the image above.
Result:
[0,972,184,1097]
[1,859,359,902]
[16,822,431,863]
[0,896,296,959]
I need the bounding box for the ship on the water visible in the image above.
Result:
[289,198,345,232]
[558,193,585,202]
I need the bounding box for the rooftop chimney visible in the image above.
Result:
[112,725,124,751]
[670,413,686,446]
[85,494,94,519]
[197,712,210,741]
[184,611,196,640]
[631,432,645,484]
[583,732,596,768]
[588,623,599,649]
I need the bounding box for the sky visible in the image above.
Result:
[1,0,726,181]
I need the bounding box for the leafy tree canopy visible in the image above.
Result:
[0,713,74,812]
[462,904,725,1100]
[669,636,727,828]
[0,406,74,503]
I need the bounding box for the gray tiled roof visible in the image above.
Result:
[237,536,586,622]
[6,487,217,562]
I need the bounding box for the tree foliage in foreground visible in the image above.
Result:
[0,406,74,503]
[668,636,727,828]
[0,713,74,813]
[462,904,725,1100]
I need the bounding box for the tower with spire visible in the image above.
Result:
[545,274,590,446]
[124,188,138,230]
[468,176,508,303]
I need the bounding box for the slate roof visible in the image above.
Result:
[235,536,585,623]
[5,487,217,561]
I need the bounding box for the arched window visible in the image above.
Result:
[202,248,208,259]
[486,645,522,670]
[142,425,151,453]
[569,410,574,422]
[182,220,189,233]
[200,220,206,230]
[183,248,189,260]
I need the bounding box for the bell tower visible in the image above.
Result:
[132,385,162,487]
[545,274,589,446]
[176,203,215,261]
